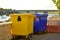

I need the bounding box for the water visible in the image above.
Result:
[0,15,10,22]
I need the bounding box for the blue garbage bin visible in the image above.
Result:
[34,14,48,32]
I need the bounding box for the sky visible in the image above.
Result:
[0,0,57,10]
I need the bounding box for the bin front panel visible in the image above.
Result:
[10,15,28,35]
[39,18,47,32]
[10,14,34,35]
[34,14,48,32]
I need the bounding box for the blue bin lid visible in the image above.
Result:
[35,14,40,17]
[35,14,48,17]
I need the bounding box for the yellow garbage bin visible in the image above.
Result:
[10,13,34,40]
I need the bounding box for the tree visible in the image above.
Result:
[0,8,12,10]
[0,8,3,10]
[0,7,12,10]
[52,0,60,16]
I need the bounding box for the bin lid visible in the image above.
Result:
[10,13,34,16]
[35,14,48,17]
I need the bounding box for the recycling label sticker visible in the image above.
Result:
[36,17,39,21]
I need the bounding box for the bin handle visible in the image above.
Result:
[17,16,21,21]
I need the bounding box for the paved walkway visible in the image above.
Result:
[32,33,60,40]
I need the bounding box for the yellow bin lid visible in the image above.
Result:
[10,13,35,17]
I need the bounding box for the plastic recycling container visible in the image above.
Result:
[10,13,34,36]
[34,14,48,32]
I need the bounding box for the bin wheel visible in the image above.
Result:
[25,38,30,40]
[29,34,33,38]
[11,35,18,40]
[43,30,47,33]
[11,36,15,40]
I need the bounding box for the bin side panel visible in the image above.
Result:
[34,21,40,32]
[28,16,34,34]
